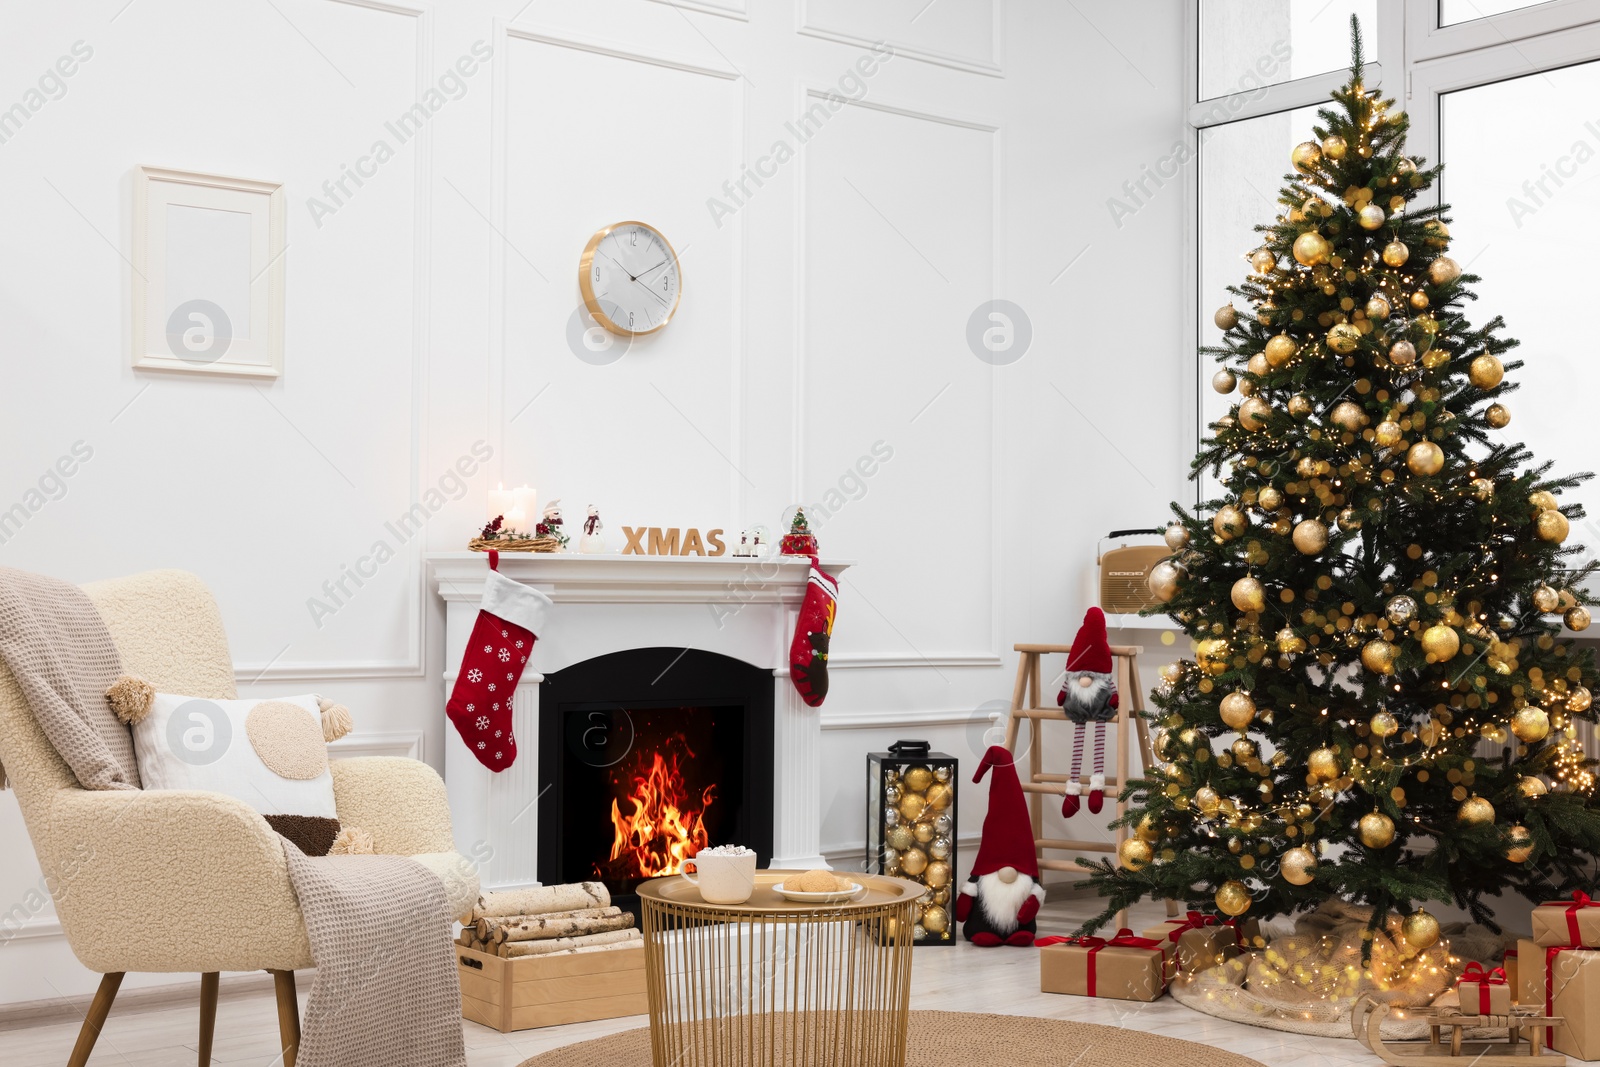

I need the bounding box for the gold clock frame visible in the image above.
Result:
[577,220,682,337]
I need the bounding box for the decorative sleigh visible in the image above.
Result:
[1352,997,1565,1066]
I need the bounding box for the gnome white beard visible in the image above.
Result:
[977,871,1038,933]
[1062,671,1113,716]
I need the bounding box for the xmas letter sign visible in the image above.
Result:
[621,527,727,557]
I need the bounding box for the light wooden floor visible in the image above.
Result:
[0,897,1381,1067]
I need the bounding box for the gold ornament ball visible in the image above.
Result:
[1259,487,1284,510]
[1421,623,1461,663]
[1232,576,1267,613]
[1291,141,1322,170]
[1570,686,1593,712]
[1215,880,1252,917]
[1366,294,1392,320]
[1219,691,1257,731]
[1566,606,1592,632]
[1357,203,1386,231]
[921,904,949,933]
[1251,248,1277,275]
[1458,796,1496,826]
[1428,256,1462,285]
[1308,746,1340,781]
[1214,505,1249,540]
[1388,340,1417,367]
[1518,776,1549,798]
[1339,507,1363,531]
[913,821,936,844]
[1164,524,1191,552]
[1265,333,1297,366]
[1148,561,1182,603]
[1397,157,1418,178]
[1195,786,1222,816]
[1533,584,1561,613]
[1370,710,1399,738]
[1288,393,1313,418]
[1472,478,1495,501]
[1402,910,1441,950]
[924,782,953,811]
[1386,595,1418,625]
[1362,638,1397,675]
[1215,305,1240,330]
[1537,509,1571,543]
[1529,490,1560,512]
[900,848,928,876]
[1293,231,1332,266]
[899,793,927,821]
[1486,403,1511,429]
[1277,627,1307,654]
[1327,323,1362,355]
[1293,520,1330,555]
[886,826,914,851]
[1322,134,1347,160]
[1407,441,1445,476]
[1136,814,1161,843]
[1470,354,1504,389]
[1411,290,1430,311]
[1281,846,1318,886]
[925,860,951,888]
[1511,707,1550,743]
[1506,825,1535,864]
[1331,401,1366,432]
[1374,420,1403,448]
[1212,368,1238,394]
[904,766,934,792]
[1358,811,1396,848]
[1382,240,1410,267]
[1196,638,1231,676]
[1238,397,1271,432]
[1231,737,1257,761]
[1119,838,1153,870]
[1247,355,1271,380]
[1425,218,1449,244]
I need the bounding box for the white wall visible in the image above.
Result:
[0,0,1187,1002]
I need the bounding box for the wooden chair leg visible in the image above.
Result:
[197,972,219,1067]
[66,972,124,1067]
[270,970,300,1067]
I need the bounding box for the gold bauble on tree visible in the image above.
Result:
[1357,203,1386,231]
[1280,846,1318,886]
[1164,524,1190,552]
[1469,354,1504,388]
[1421,624,1460,663]
[1486,403,1511,429]
[1362,638,1397,675]
[1212,368,1237,394]
[1232,576,1267,613]
[1511,707,1550,743]
[1258,487,1283,510]
[1507,825,1535,863]
[1194,787,1221,816]
[1407,441,1445,476]
[1401,910,1441,950]
[1215,305,1240,330]
[1292,519,1329,555]
[1472,478,1495,500]
[1293,231,1332,266]
[1533,584,1561,613]
[1265,333,1297,366]
[1148,561,1184,603]
[1428,256,1462,285]
[1566,605,1591,632]
[1214,505,1249,540]
[1288,393,1312,418]
[1425,218,1449,244]
[1251,248,1277,275]
[1458,796,1496,826]
[1277,627,1307,654]
[1386,595,1418,625]
[1358,811,1396,848]
[1220,691,1257,731]
[1215,880,1252,917]
[1118,838,1153,870]
[1366,294,1392,320]
[1248,354,1271,379]
[1388,340,1417,367]
[1518,775,1549,798]
[1330,401,1365,431]
[1537,509,1571,543]
[1570,686,1593,712]
[1196,638,1231,675]
[1291,140,1322,170]
[1238,397,1271,431]
[1370,710,1399,738]
[1327,323,1361,354]
[1321,134,1347,160]
[1529,490,1559,511]
[1374,420,1403,448]
[1308,746,1340,781]
[1382,240,1410,267]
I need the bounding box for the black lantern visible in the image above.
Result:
[866,740,958,944]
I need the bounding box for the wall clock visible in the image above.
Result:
[578,220,682,336]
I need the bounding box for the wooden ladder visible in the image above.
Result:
[1001,641,1174,932]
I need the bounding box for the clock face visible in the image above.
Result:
[578,221,682,336]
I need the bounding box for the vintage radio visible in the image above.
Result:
[1098,529,1169,615]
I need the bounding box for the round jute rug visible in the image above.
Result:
[514,1010,1267,1067]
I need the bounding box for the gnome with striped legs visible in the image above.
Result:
[1058,607,1118,818]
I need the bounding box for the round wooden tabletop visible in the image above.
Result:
[637,869,924,915]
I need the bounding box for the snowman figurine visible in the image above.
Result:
[579,505,607,554]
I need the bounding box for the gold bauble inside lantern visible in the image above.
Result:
[1537,509,1571,543]
[1370,710,1399,738]
[1406,441,1445,476]
[1421,624,1460,663]
[1281,846,1318,886]
[1458,796,1495,826]
[886,826,914,851]
[1308,746,1340,781]
[1362,638,1397,675]
[1215,880,1252,917]
[1382,240,1410,267]
[1214,505,1248,540]
[1164,524,1190,552]
[1220,691,1257,731]
[1374,420,1402,448]
[1401,910,1440,949]
[1386,595,1418,625]
[1293,231,1332,266]
[1357,203,1386,231]
[1265,333,1297,366]
[1511,707,1550,743]
[904,766,933,792]
[913,821,936,844]
[1258,487,1284,511]
[1148,560,1183,604]
[1231,576,1267,613]
[1567,606,1591,632]
[1366,294,1392,320]
[1486,403,1511,429]
[1469,354,1504,388]
[1288,393,1313,418]
[1428,256,1461,285]
[1388,340,1417,367]
[925,860,951,887]
[1212,369,1238,394]
[1506,825,1535,863]
[1321,134,1347,160]
[1327,323,1361,354]
[900,848,928,875]
[899,793,927,821]
[1291,141,1322,170]
[1238,397,1271,431]
[1251,248,1277,275]
[1518,776,1549,798]
[1215,305,1240,330]
[921,904,949,933]
[1358,811,1396,848]
[1330,401,1365,431]
[924,782,953,811]
[1292,519,1330,555]
[1277,627,1307,654]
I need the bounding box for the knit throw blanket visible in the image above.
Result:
[282,840,466,1067]
[0,566,138,791]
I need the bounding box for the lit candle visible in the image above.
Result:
[487,484,513,523]
[505,507,526,532]
[511,485,538,527]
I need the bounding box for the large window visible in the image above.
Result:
[1198,1,1377,98]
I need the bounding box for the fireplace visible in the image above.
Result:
[536,647,774,904]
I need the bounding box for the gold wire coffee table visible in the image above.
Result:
[638,869,922,1067]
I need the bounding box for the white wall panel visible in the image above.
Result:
[799,0,1002,76]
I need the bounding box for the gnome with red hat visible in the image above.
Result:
[955,746,1047,947]
[1057,607,1119,818]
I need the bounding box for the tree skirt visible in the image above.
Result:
[514,1011,1267,1067]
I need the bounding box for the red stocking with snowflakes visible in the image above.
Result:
[789,558,838,707]
[447,552,552,771]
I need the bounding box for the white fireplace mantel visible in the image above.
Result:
[428,552,852,890]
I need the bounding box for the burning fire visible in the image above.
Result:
[605,744,715,878]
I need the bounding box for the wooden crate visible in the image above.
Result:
[457,944,648,1033]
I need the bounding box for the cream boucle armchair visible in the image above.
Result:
[0,570,478,1067]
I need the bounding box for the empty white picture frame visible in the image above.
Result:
[131,166,285,379]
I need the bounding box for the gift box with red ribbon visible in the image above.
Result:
[1532,890,1600,949]
[1502,946,1519,996]
[1456,962,1510,1015]
[1141,911,1246,973]
[1039,928,1174,1001]
[1515,936,1600,1060]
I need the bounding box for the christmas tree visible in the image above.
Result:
[1083,22,1600,945]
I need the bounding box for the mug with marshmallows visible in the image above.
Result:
[681,845,757,904]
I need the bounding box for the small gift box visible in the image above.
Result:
[1039,929,1173,1002]
[1141,911,1241,973]
[1532,890,1600,948]
[1456,962,1511,1015]
[1517,937,1600,1061]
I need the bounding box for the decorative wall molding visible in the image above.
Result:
[0,915,61,942]
[795,0,1004,78]
[329,729,425,760]
[647,0,749,21]
[819,706,996,730]
[828,652,1002,670]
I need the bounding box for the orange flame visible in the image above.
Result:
[605,745,715,878]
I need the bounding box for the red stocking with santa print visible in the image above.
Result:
[447,552,552,771]
[789,558,838,707]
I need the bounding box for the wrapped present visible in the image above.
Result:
[1532,890,1600,948]
[1517,937,1600,1061]
[1141,911,1241,973]
[1502,946,1519,997]
[1456,962,1510,1015]
[1039,928,1173,1002]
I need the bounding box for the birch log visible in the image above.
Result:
[479,909,631,945]
[500,928,641,958]
[474,882,610,919]
[539,939,645,957]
